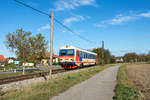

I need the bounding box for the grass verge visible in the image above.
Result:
[0,71,44,79]
[113,65,145,100]
[146,61,150,64]
[0,65,110,100]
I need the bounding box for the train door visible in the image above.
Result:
[76,50,80,62]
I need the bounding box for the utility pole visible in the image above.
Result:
[22,40,25,75]
[49,11,54,80]
[102,40,104,66]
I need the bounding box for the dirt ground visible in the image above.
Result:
[125,64,150,100]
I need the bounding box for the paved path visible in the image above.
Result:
[51,65,120,100]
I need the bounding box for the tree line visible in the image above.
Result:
[92,48,150,64]
[123,52,150,63]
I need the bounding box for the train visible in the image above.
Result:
[59,45,98,69]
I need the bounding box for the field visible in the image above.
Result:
[125,64,150,100]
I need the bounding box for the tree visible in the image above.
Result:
[110,56,116,64]
[92,48,114,64]
[5,29,48,65]
[123,53,139,63]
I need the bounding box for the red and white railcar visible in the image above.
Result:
[59,46,97,69]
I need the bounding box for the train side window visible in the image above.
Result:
[94,55,96,59]
[81,52,83,58]
[83,52,85,58]
[85,53,86,58]
[86,53,87,58]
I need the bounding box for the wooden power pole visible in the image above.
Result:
[102,40,104,66]
[49,11,54,80]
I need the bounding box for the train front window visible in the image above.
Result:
[59,49,74,56]
[67,50,74,56]
[60,50,67,56]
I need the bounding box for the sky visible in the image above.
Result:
[0,0,150,57]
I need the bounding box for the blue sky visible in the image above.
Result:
[0,0,150,57]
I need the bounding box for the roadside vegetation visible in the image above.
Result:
[113,65,145,100]
[0,65,110,100]
[147,61,150,64]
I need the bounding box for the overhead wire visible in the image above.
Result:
[14,0,99,44]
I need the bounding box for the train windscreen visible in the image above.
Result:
[59,49,74,56]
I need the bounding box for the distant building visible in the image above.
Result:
[0,55,5,62]
[41,53,59,66]
[22,63,34,67]
[8,59,14,64]
[115,57,124,63]
[6,57,16,64]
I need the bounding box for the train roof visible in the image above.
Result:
[60,45,97,55]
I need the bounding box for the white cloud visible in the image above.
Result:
[139,11,150,18]
[95,14,135,27]
[38,24,50,32]
[95,11,150,28]
[54,0,97,11]
[94,23,105,28]
[63,15,84,26]
[62,30,66,33]
[108,15,134,25]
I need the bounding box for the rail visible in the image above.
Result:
[0,69,65,85]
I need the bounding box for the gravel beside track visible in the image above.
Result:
[51,65,120,100]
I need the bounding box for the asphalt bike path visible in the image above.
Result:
[51,65,120,100]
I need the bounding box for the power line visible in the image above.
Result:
[14,0,99,44]
[14,0,50,16]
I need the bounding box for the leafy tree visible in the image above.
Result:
[110,56,116,64]
[92,48,114,64]
[5,29,48,65]
[123,53,139,62]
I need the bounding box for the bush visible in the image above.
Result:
[52,62,58,65]
[5,64,16,70]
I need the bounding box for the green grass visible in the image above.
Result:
[0,71,43,79]
[113,65,145,100]
[146,61,150,64]
[0,65,110,100]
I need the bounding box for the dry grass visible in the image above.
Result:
[125,64,150,100]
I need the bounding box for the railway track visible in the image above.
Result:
[0,65,97,85]
[0,69,66,85]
